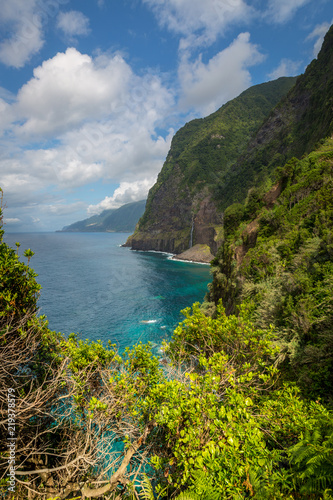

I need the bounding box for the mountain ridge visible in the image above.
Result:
[213,24,333,210]
[59,199,146,233]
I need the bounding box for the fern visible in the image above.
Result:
[174,493,200,500]
[176,471,223,500]
[290,423,333,494]
[139,474,155,500]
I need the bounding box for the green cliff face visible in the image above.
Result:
[127,24,333,262]
[203,25,333,397]
[207,136,333,399]
[215,24,333,209]
[126,77,297,258]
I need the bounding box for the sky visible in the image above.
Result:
[0,0,332,232]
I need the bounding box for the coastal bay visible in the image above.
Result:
[4,232,211,351]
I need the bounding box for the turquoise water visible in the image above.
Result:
[4,232,211,352]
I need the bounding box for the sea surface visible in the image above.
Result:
[4,232,212,353]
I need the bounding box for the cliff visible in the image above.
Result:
[207,135,333,397]
[126,24,333,262]
[215,24,333,208]
[125,77,297,260]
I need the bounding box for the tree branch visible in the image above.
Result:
[15,455,86,476]
[81,426,151,498]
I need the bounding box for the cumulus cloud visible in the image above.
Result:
[264,0,311,24]
[15,48,133,137]
[0,123,172,200]
[143,0,253,48]
[0,0,44,68]
[179,32,264,115]
[57,10,91,38]
[306,22,331,57]
[62,119,173,179]
[1,47,174,190]
[0,47,174,228]
[88,180,154,214]
[268,58,302,80]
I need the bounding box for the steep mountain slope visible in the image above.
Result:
[127,24,333,261]
[125,77,297,257]
[60,200,146,232]
[206,137,333,399]
[214,24,333,209]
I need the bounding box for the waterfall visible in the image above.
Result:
[189,220,194,248]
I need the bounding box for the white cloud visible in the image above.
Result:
[268,58,302,80]
[57,10,91,38]
[306,22,331,57]
[0,0,44,68]
[0,86,15,101]
[0,163,49,205]
[264,0,311,24]
[15,48,133,137]
[0,47,174,229]
[88,180,154,214]
[144,0,315,49]
[143,0,253,47]
[62,120,173,177]
[179,32,264,115]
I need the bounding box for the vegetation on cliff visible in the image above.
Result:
[1,179,333,498]
[207,137,333,401]
[129,24,333,259]
[214,24,333,210]
[128,77,297,255]
[142,76,297,225]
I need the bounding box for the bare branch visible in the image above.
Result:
[81,425,151,498]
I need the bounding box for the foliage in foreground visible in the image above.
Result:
[1,194,333,499]
[155,303,333,498]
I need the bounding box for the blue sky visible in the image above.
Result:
[0,0,332,232]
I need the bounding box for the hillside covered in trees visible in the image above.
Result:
[206,138,333,401]
[1,23,333,500]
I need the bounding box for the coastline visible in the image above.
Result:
[169,256,210,266]
[127,246,213,265]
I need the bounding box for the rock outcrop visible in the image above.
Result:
[172,244,215,264]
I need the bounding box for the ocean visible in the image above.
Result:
[4,232,212,353]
